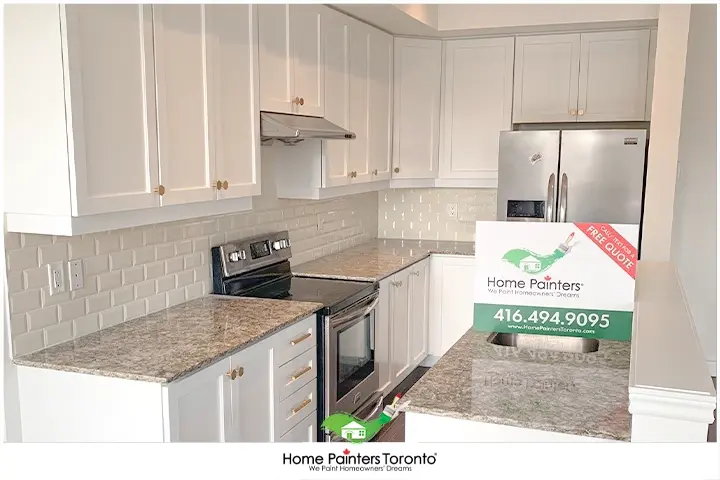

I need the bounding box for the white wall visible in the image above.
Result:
[437,4,658,31]
[393,4,438,29]
[378,188,496,242]
[4,146,378,357]
[669,4,717,373]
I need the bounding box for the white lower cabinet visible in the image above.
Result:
[16,315,318,442]
[427,255,475,362]
[376,258,430,395]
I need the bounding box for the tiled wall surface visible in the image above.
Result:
[378,188,497,242]
[5,148,378,357]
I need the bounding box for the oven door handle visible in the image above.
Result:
[330,294,380,330]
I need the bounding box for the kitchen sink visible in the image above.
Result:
[487,332,599,353]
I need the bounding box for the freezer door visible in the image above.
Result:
[497,131,560,222]
[558,130,647,224]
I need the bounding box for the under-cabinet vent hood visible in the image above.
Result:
[260,112,356,145]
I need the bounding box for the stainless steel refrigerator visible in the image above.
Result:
[497,130,647,225]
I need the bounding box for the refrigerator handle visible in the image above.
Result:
[545,173,555,222]
[559,173,568,222]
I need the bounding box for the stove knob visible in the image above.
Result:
[239,250,246,260]
[281,240,288,248]
[272,241,282,251]
[229,252,240,262]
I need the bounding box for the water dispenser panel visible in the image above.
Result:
[506,200,545,220]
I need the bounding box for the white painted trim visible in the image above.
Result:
[388,178,435,189]
[629,387,716,423]
[5,197,253,237]
[388,177,497,189]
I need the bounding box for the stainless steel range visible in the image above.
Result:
[210,231,383,441]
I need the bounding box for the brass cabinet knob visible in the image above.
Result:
[292,97,299,105]
[393,167,400,173]
[222,180,229,190]
[570,109,577,116]
[373,169,378,175]
[226,368,237,380]
[214,180,222,189]
[236,366,244,378]
[153,185,166,196]
[578,109,585,116]
[299,97,305,106]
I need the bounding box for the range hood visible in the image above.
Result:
[260,112,356,145]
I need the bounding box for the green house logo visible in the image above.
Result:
[321,411,393,444]
[502,233,576,275]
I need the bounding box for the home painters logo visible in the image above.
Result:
[321,394,404,443]
[502,232,577,274]
[282,448,438,473]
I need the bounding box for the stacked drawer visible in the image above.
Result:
[272,315,318,442]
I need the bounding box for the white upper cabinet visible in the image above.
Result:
[258,5,324,116]
[322,8,351,188]
[512,34,581,123]
[62,5,159,215]
[645,29,657,121]
[577,30,650,122]
[368,29,393,182]
[347,19,371,184]
[153,5,215,206]
[4,4,258,236]
[392,38,442,179]
[440,38,514,183]
[513,30,651,123]
[206,5,262,200]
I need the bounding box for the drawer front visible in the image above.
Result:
[275,346,317,402]
[275,378,317,438]
[277,410,317,443]
[273,315,317,367]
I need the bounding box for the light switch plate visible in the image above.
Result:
[47,262,66,295]
[68,260,84,291]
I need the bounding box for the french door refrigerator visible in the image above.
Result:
[496,130,647,227]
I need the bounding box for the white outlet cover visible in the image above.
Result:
[47,262,66,295]
[69,259,84,290]
[446,203,458,218]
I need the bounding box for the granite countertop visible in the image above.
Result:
[13,296,322,383]
[293,238,475,281]
[404,329,631,441]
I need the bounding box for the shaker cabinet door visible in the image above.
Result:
[225,343,273,442]
[409,259,430,366]
[290,5,325,117]
[512,34,581,123]
[206,5,261,200]
[390,269,411,385]
[577,30,651,122]
[153,5,216,206]
[63,5,159,215]
[368,28,393,181]
[347,20,370,184]
[258,4,293,114]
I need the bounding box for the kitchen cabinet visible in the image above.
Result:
[367,28,394,182]
[392,38,441,180]
[17,315,318,442]
[513,30,651,123]
[427,255,475,363]
[439,38,514,185]
[347,19,371,184]
[376,258,430,395]
[645,28,658,121]
[258,4,324,117]
[4,4,258,236]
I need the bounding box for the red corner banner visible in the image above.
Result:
[574,223,637,279]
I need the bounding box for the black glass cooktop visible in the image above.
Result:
[217,260,376,315]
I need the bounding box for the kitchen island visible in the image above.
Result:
[403,329,631,442]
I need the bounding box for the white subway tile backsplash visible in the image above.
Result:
[378,188,496,242]
[5,183,377,356]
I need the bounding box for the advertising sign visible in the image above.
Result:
[474,221,638,341]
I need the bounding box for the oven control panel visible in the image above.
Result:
[211,231,292,278]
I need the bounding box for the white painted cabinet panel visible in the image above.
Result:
[577,30,650,122]
[392,38,441,179]
[409,259,430,365]
[322,8,351,187]
[257,4,292,114]
[376,276,392,394]
[440,38,514,182]
[513,34,581,123]
[153,5,215,206]
[368,29,393,182]
[290,5,324,117]
[390,268,411,384]
[63,5,159,216]
[207,5,261,200]
[646,29,657,121]
[348,20,371,184]
[277,411,317,442]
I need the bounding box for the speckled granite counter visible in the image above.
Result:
[404,329,631,441]
[13,296,322,383]
[293,238,474,281]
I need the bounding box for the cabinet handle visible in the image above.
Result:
[214,180,222,189]
[578,109,585,116]
[392,280,403,287]
[226,368,237,380]
[411,271,420,276]
[569,109,577,116]
[372,169,378,176]
[222,180,229,190]
[291,365,312,382]
[292,398,312,415]
[393,167,400,173]
[153,185,166,196]
[292,97,299,105]
[299,97,305,106]
[290,332,312,346]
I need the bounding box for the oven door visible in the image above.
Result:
[326,291,380,416]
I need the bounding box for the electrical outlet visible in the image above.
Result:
[317,216,324,231]
[446,203,458,218]
[68,259,84,291]
[47,262,66,295]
